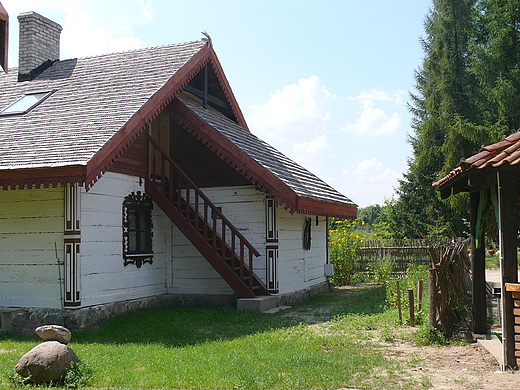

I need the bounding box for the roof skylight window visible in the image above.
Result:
[0,90,55,116]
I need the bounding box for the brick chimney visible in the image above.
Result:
[17,11,62,81]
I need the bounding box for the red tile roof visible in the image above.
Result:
[433,130,520,189]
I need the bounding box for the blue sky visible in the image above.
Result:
[2,0,433,208]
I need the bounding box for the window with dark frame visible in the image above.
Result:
[303,217,312,250]
[123,192,153,268]
[0,89,55,116]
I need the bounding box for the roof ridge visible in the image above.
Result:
[70,39,206,61]
[5,40,207,70]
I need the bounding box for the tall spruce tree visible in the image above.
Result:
[383,0,477,238]
[471,0,520,133]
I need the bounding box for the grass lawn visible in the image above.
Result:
[0,285,429,389]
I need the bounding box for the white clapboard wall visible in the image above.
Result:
[277,208,328,294]
[0,172,330,309]
[0,187,64,308]
[168,185,265,295]
[80,172,170,307]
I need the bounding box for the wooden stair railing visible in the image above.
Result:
[145,134,269,298]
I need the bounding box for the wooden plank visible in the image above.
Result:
[498,173,519,368]
[514,299,520,306]
[512,292,520,299]
[145,178,258,298]
[515,325,520,334]
[0,264,59,283]
[506,283,520,292]
[470,191,487,334]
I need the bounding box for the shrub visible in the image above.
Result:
[414,326,448,346]
[329,219,364,286]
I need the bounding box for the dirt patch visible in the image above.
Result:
[282,286,519,389]
[386,332,518,389]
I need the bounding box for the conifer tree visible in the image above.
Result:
[383,0,476,238]
[471,0,520,133]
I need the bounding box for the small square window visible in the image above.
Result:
[0,90,55,116]
[123,192,153,268]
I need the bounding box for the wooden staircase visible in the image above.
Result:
[145,135,269,298]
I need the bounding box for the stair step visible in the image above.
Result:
[237,296,278,313]
[149,178,269,299]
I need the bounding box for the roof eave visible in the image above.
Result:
[169,97,357,217]
[296,196,358,219]
[0,165,86,189]
[168,97,299,210]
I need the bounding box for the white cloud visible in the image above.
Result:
[341,89,404,137]
[290,135,331,175]
[350,89,405,105]
[3,0,154,65]
[292,135,329,156]
[135,0,154,19]
[60,3,145,57]
[247,76,336,177]
[247,75,335,144]
[340,158,402,207]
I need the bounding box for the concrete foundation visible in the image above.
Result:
[4,282,331,332]
[6,293,235,333]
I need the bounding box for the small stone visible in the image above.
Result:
[35,325,71,344]
[15,341,78,384]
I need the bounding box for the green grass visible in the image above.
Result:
[0,286,430,390]
[486,252,500,268]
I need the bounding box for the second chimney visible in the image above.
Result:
[17,11,62,81]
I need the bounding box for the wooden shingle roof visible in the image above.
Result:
[0,39,357,217]
[0,41,206,171]
[173,92,357,217]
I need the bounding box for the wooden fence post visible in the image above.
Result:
[409,289,415,327]
[396,281,402,325]
[417,280,423,312]
[429,268,437,328]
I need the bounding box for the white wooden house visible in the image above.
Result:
[0,9,357,331]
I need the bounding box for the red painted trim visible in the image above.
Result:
[84,45,250,190]
[207,49,249,130]
[85,44,213,190]
[169,98,357,218]
[0,165,85,189]
[297,197,358,219]
[0,2,8,74]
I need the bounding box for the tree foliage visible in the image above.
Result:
[385,0,520,239]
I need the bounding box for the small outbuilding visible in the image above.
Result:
[434,131,520,369]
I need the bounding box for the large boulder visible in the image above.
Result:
[35,325,71,344]
[15,341,78,384]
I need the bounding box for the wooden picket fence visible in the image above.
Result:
[356,239,431,274]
